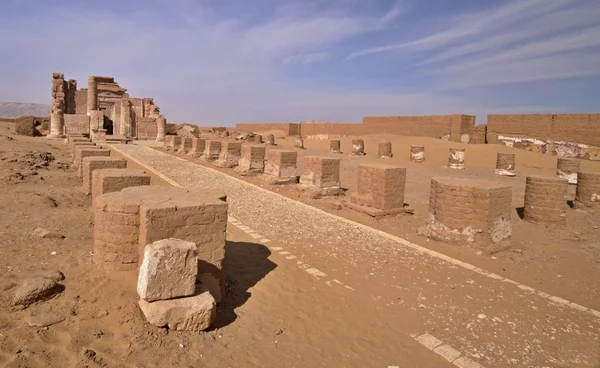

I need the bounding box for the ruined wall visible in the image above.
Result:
[75,89,88,114]
[64,114,89,134]
[363,115,475,140]
[470,125,487,144]
[136,117,158,140]
[487,114,600,146]
[299,123,363,136]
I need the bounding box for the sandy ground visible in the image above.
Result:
[1,121,600,367]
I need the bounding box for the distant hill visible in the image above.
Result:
[0,102,50,118]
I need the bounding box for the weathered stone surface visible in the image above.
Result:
[32,270,65,282]
[27,313,65,327]
[138,287,216,332]
[32,227,65,239]
[12,278,63,307]
[137,238,198,302]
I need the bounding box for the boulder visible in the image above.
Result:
[32,227,65,239]
[12,278,63,307]
[137,239,198,302]
[138,287,216,332]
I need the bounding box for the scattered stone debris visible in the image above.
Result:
[12,277,64,308]
[32,227,65,239]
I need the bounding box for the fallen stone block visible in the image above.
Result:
[138,287,216,332]
[12,278,64,308]
[137,238,198,302]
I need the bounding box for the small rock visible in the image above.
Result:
[83,349,96,360]
[403,207,415,214]
[26,313,65,327]
[95,310,109,318]
[274,329,284,336]
[92,329,104,338]
[33,270,65,282]
[478,314,487,320]
[12,278,63,307]
[32,227,65,239]
[419,304,426,309]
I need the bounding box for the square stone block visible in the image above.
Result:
[214,141,242,168]
[188,138,206,158]
[346,163,406,217]
[82,157,127,195]
[235,145,266,175]
[202,140,222,161]
[91,168,151,200]
[75,147,110,176]
[260,150,298,184]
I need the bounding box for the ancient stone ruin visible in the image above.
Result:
[48,73,167,141]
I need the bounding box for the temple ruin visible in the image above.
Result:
[48,73,167,141]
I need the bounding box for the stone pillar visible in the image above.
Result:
[330,140,341,154]
[91,129,107,143]
[448,148,465,169]
[92,168,151,200]
[81,157,127,195]
[87,76,98,113]
[201,140,222,161]
[249,134,263,144]
[235,145,266,176]
[346,163,406,217]
[49,73,66,138]
[494,153,516,176]
[410,145,424,163]
[74,147,111,176]
[265,134,275,146]
[556,157,580,184]
[214,142,242,168]
[351,139,365,156]
[89,110,104,133]
[575,171,600,209]
[300,156,343,197]
[120,98,131,137]
[378,141,392,159]
[260,150,298,184]
[177,137,193,155]
[420,177,512,245]
[524,176,568,226]
[165,136,182,151]
[294,137,304,149]
[188,138,206,158]
[156,115,166,142]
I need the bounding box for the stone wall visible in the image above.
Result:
[64,114,89,135]
[136,117,158,140]
[470,125,487,144]
[488,114,600,160]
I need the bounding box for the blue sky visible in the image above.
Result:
[1,0,599,125]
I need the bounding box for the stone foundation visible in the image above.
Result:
[378,141,392,159]
[299,156,343,197]
[448,148,465,169]
[494,153,516,176]
[556,157,580,184]
[81,157,127,195]
[188,138,206,158]
[351,139,365,156]
[410,145,425,163]
[214,142,242,168]
[91,168,151,200]
[165,136,182,151]
[421,177,512,246]
[93,186,227,302]
[234,145,266,176]
[346,163,406,217]
[74,147,110,176]
[575,171,600,209]
[330,140,341,154]
[260,150,298,184]
[523,176,568,225]
[177,137,193,155]
[201,140,222,162]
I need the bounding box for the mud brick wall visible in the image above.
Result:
[363,115,475,141]
[136,117,158,140]
[235,123,300,136]
[487,114,600,146]
[0,117,16,123]
[64,114,89,134]
[299,123,363,136]
[470,125,487,144]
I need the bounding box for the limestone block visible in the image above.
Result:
[92,168,151,200]
[299,156,342,197]
[82,157,127,195]
[137,238,198,302]
[234,145,266,175]
[188,138,206,158]
[346,163,406,217]
[75,148,110,176]
[261,150,298,184]
[202,140,222,161]
[214,141,242,167]
[138,286,216,332]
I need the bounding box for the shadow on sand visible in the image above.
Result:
[212,240,277,329]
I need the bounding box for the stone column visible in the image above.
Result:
[49,73,66,139]
[87,76,98,114]
[448,148,465,169]
[575,171,600,209]
[378,141,392,159]
[330,140,341,154]
[120,98,131,137]
[156,115,166,142]
[524,176,568,225]
[494,153,516,176]
[351,139,365,156]
[410,145,425,163]
[556,157,580,184]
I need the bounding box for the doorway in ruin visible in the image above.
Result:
[103,114,114,135]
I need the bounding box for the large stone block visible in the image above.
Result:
[74,147,110,176]
[346,163,406,217]
[137,238,198,302]
[421,177,512,246]
[138,286,216,332]
[165,136,182,151]
[201,140,222,161]
[214,141,242,167]
[177,137,193,155]
[81,156,127,195]
[260,150,298,184]
[188,138,206,158]
[299,156,342,197]
[91,168,151,200]
[234,145,266,175]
